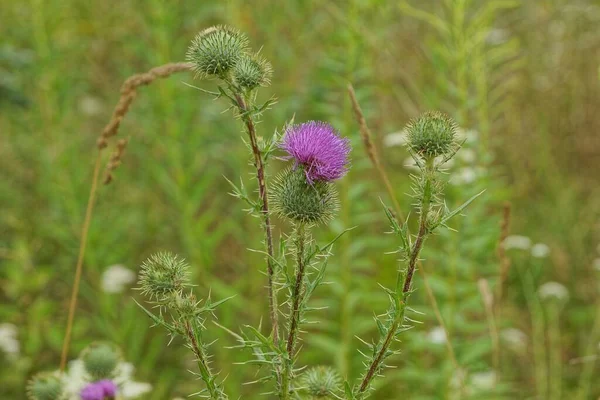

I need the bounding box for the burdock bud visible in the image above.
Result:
[233,53,272,90]
[80,342,121,380]
[27,373,64,400]
[300,366,341,398]
[406,111,458,158]
[138,252,190,301]
[186,25,249,78]
[271,168,339,224]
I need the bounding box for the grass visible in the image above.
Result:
[1,0,599,399]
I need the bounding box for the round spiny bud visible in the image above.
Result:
[271,168,339,224]
[139,252,190,301]
[406,111,458,158]
[27,372,64,400]
[80,342,121,380]
[186,25,249,78]
[233,53,272,90]
[300,366,341,398]
[168,291,199,319]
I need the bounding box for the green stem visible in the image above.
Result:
[282,222,308,399]
[233,92,279,345]
[357,159,434,397]
[548,307,562,400]
[185,320,226,399]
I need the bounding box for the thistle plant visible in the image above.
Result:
[186,25,279,345]
[136,253,229,399]
[349,111,483,399]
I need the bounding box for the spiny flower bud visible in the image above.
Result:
[406,111,458,158]
[233,53,272,90]
[80,342,121,380]
[186,25,249,78]
[168,291,200,319]
[300,366,341,398]
[271,168,339,224]
[139,252,190,300]
[27,372,64,400]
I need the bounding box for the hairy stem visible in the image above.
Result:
[234,94,279,344]
[185,320,225,399]
[357,160,433,397]
[282,223,308,399]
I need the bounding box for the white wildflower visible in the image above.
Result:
[538,282,569,302]
[64,360,152,399]
[469,370,497,391]
[102,264,136,293]
[0,323,19,358]
[503,235,532,250]
[426,326,447,344]
[531,243,550,258]
[383,130,407,147]
[458,148,476,164]
[500,328,528,352]
[450,167,477,185]
[486,28,509,45]
[79,95,104,117]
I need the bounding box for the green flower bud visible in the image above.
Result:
[168,291,200,319]
[300,366,341,398]
[186,25,249,78]
[27,372,64,400]
[80,342,121,380]
[233,53,272,90]
[406,111,458,158]
[271,168,338,224]
[139,252,190,300]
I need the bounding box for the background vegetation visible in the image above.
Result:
[1,0,599,399]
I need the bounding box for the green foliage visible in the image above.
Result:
[1,0,599,399]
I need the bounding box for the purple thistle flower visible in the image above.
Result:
[281,121,351,183]
[80,380,117,400]
[80,383,104,400]
[97,380,118,397]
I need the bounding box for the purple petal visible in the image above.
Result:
[280,121,351,183]
[97,380,118,397]
[80,383,105,400]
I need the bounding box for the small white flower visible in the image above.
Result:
[500,328,528,352]
[79,95,104,117]
[450,167,477,185]
[538,282,569,302]
[531,243,550,258]
[486,28,509,45]
[458,148,476,164]
[102,264,137,293]
[0,323,19,358]
[593,258,600,271]
[121,381,153,398]
[426,326,447,344]
[503,235,532,250]
[469,370,497,391]
[383,130,407,147]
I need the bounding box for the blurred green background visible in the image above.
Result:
[1,0,599,399]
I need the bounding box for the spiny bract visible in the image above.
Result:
[27,373,64,400]
[80,342,121,380]
[186,25,249,77]
[406,111,458,158]
[233,53,272,90]
[271,168,339,224]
